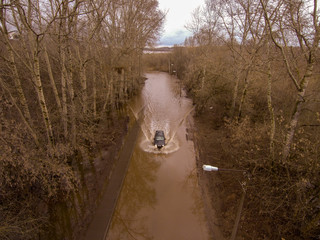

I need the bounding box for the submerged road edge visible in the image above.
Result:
[83,120,140,240]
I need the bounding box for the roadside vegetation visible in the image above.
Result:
[146,0,320,239]
[0,0,164,239]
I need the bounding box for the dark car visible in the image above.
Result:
[154,130,165,149]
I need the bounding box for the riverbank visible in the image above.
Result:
[193,108,247,240]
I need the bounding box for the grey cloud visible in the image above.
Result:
[158,30,191,46]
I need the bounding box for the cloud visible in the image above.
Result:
[158,30,191,46]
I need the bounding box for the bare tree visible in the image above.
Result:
[0,0,165,237]
[261,0,320,160]
[0,0,35,139]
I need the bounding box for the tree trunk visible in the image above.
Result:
[92,61,97,119]
[282,63,313,160]
[201,68,206,90]
[121,68,126,101]
[33,50,55,147]
[44,46,63,115]
[66,48,77,146]
[1,4,32,125]
[237,69,250,120]
[230,71,240,118]
[76,46,88,114]
[6,42,33,125]
[267,44,275,159]
[103,70,113,112]
[0,77,39,146]
[61,48,69,139]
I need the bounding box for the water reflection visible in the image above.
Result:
[182,167,209,225]
[107,147,160,240]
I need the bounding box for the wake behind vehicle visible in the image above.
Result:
[154,130,165,149]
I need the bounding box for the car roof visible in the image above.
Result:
[155,130,164,135]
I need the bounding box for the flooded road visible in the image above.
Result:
[105,72,210,240]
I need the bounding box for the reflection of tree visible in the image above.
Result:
[108,147,160,240]
[182,167,207,224]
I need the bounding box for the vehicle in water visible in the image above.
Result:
[154,130,165,149]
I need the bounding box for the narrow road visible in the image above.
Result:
[106,72,210,240]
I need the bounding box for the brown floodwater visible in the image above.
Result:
[105,72,210,240]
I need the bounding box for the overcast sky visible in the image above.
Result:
[157,0,204,46]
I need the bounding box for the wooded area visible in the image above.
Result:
[0,0,164,239]
[145,0,320,239]
[1,0,320,238]
[168,0,320,239]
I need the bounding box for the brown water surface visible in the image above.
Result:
[105,72,210,240]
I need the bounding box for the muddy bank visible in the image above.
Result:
[193,109,247,240]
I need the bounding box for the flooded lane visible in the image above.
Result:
[106,72,210,240]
